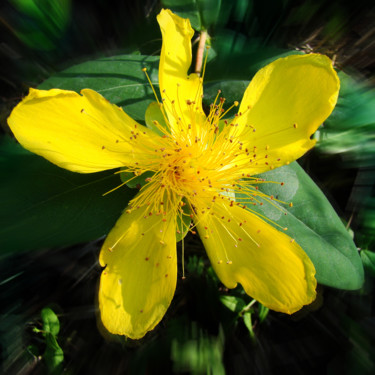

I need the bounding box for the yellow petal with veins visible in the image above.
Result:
[157,9,205,133]
[196,199,317,313]
[232,54,339,175]
[7,88,161,173]
[99,206,177,339]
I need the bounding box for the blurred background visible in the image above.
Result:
[1,0,375,374]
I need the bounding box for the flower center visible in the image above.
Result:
[116,73,290,234]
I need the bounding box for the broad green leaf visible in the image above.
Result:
[238,162,364,290]
[41,308,60,336]
[38,55,160,121]
[0,136,136,253]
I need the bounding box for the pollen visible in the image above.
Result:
[119,76,295,254]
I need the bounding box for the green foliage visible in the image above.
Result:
[38,55,160,121]
[170,321,225,375]
[0,136,136,253]
[9,0,71,51]
[219,295,246,313]
[162,0,202,30]
[41,307,60,336]
[39,307,64,374]
[239,162,364,290]
[219,295,269,341]
[162,0,224,31]
[361,250,375,277]
[316,72,375,165]
[242,312,255,341]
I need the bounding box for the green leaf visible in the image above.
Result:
[258,304,269,323]
[162,0,202,30]
[242,312,255,341]
[38,54,160,121]
[145,101,168,136]
[196,0,222,29]
[44,333,64,374]
[316,72,375,165]
[361,250,375,277]
[219,295,246,313]
[239,162,364,290]
[0,136,136,253]
[41,308,60,336]
[40,308,64,374]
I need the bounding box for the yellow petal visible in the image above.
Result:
[233,54,340,175]
[99,206,177,339]
[8,88,161,173]
[196,200,317,314]
[157,9,205,132]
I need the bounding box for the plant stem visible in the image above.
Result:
[195,30,208,76]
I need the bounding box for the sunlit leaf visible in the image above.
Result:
[41,307,60,336]
[238,162,364,290]
[219,295,246,313]
[41,307,63,374]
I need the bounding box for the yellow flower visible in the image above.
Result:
[7,9,339,339]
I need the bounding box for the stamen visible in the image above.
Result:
[142,68,161,105]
